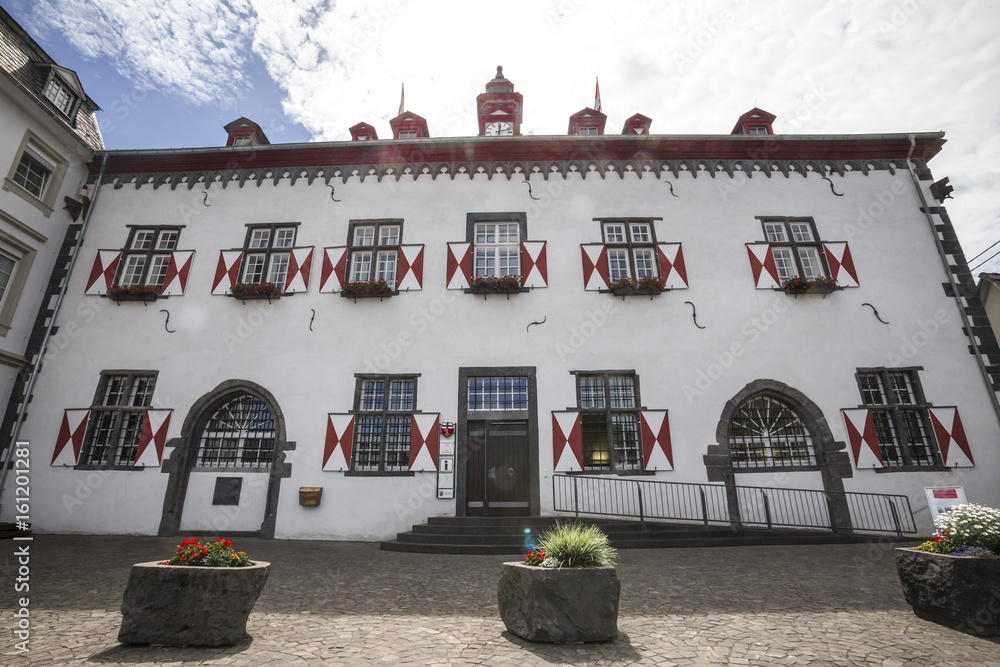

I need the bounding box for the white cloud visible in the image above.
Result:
[32,0,255,105]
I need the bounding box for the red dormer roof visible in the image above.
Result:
[731,108,776,135]
[389,111,430,139]
[224,117,270,146]
[568,108,607,135]
[350,122,379,141]
[621,113,652,135]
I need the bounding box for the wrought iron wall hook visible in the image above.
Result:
[862,303,890,325]
[159,309,176,333]
[526,316,546,333]
[309,308,316,331]
[524,178,540,201]
[664,180,679,198]
[201,191,210,206]
[328,185,341,202]
[820,175,844,196]
[684,301,706,329]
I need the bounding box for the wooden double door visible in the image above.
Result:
[465,420,530,516]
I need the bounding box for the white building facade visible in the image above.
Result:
[4,69,998,541]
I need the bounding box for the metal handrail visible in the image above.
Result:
[552,474,916,535]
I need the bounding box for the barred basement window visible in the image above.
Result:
[730,395,817,469]
[81,372,157,468]
[352,376,417,472]
[576,372,642,472]
[196,393,275,468]
[856,369,939,468]
[467,377,528,411]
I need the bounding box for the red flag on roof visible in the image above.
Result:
[398,83,405,116]
[594,78,601,113]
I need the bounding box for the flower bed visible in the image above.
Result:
[230,281,281,300]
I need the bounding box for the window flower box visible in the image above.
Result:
[607,276,667,299]
[105,284,162,304]
[467,275,525,299]
[229,282,282,302]
[780,276,843,297]
[341,279,394,301]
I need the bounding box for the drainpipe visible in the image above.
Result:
[905,135,1000,427]
[0,153,110,509]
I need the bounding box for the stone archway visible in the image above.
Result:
[704,379,854,531]
[158,380,294,538]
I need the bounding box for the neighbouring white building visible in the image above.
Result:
[2,65,998,541]
[0,7,101,513]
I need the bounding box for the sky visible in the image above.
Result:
[5,0,1000,272]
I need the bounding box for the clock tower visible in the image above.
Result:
[477,66,523,136]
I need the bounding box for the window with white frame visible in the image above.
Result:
[241,224,296,286]
[398,129,418,139]
[42,74,76,116]
[4,131,69,215]
[352,376,417,472]
[80,372,157,468]
[576,372,643,471]
[761,218,828,282]
[856,368,939,468]
[12,150,51,199]
[0,228,37,337]
[0,251,16,310]
[473,222,520,278]
[348,220,400,288]
[468,377,528,411]
[579,126,599,135]
[117,227,180,287]
[602,220,658,281]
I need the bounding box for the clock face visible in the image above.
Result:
[485,121,514,136]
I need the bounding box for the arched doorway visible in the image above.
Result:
[158,380,293,538]
[704,379,853,530]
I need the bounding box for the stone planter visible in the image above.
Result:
[497,562,619,642]
[895,547,1000,636]
[118,560,270,646]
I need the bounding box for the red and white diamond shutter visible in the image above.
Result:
[211,250,243,295]
[656,243,688,289]
[823,243,860,287]
[446,242,472,289]
[319,247,349,293]
[323,414,355,471]
[133,410,172,467]
[552,411,583,471]
[929,407,975,467]
[85,251,121,295]
[640,410,673,471]
[397,244,424,291]
[521,241,548,288]
[161,251,194,296]
[746,243,781,289]
[841,409,884,469]
[409,413,440,471]
[51,409,90,466]
[283,247,314,293]
[581,244,610,291]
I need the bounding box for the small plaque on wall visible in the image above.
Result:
[212,477,242,506]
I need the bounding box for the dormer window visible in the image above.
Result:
[232,136,252,147]
[579,126,599,136]
[732,108,776,136]
[746,126,769,136]
[398,130,417,139]
[43,74,75,116]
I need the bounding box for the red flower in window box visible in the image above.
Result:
[230,282,281,300]
[106,283,162,302]
[471,275,523,293]
[341,279,393,299]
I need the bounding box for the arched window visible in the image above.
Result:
[195,393,275,468]
[730,395,816,469]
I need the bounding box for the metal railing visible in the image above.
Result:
[552,474,916,536]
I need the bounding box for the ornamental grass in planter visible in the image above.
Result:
[118,537,270,647]
[498,522,620,643]
[895,504,1000,636]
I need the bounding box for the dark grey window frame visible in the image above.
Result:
[569,369,649,474]
[728,393,820,472]
[465,212,530,290]
[854,366,946,472]
[76,370,158,471]
[345,218,403,292]
[115,225,183,287]
[598,217,662,282]
[345,373,421,477]
[756,216,831,279]
[236,223,300,288]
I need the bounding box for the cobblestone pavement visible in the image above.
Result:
[2,535,1000,666]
